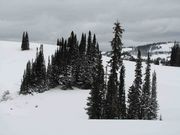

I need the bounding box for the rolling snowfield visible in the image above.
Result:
[0,41,180,135]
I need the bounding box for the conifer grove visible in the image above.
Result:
[20,22,159,120]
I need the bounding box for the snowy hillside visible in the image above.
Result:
[0,41,180,135]
[125,42,175,60]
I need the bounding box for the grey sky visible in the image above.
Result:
[0,0,180,50]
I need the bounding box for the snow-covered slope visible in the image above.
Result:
[0,41,180,135]
[0,41,57,95]
[124,42,175,60]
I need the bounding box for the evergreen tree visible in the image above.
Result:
[87,31,92,56]
[170,42,180,67]
[20,61,32,94]
[79,33,86,55]
[57,39,60,46]
[127,50,142,119]
[141,53,151,119]
[104,21,124,119]
[68,31,79,85]
[33,45,48,93]
[118,65,126,119]
[47,56,54,89]
[21,32,30,50]
[150,71,159,120]
[86,53,104,119]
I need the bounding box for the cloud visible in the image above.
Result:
[0,0,180,51]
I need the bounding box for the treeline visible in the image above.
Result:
[86,22,159,120]
[20,31,101,94]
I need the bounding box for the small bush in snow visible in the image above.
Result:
[0,90,12,102]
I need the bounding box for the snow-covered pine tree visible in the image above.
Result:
[104,21,124,119]
[68,31,79,86]
[33,45,48,93]
[80,31,98,89]
[20,61,32,94]
[141,53,151,120]
[47,56,55,89]
[86,52,104,119]
[76,33,89,88]
[150,71,159,120]
[79,33,86,56]
[127,50,142,119]
[118,65,126,119]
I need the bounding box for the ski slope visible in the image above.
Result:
[0,41,180,135]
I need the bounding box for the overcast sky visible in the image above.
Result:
[0,0,180,50]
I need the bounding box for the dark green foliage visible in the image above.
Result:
[118,65,126,119]
[20,45,47,94]
[127,85,137,119]
[47,57,54,89]
[20,61,32,94]
[141,53,151,119]
[149,71,159,120]
[33,45,48,93]
[21,32,30,50]
[170,42,180,67]
[127,50,142,119]
[104,71,119,119]
[109,21,124,67]
[68,31,79,85]
[103,21,124,119]
[86,53,104,119]
[79,33,86,55]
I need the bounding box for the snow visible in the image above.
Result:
[0,41,180,135]
[150,42,174,60]
[122,47,133,52]
[151,43,174,53]
[0,41,57,95]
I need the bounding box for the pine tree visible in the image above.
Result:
[86,53,104,119]
[170,41,180,66]
[127,50,142,119]
[79,33,86,56]
[127,84,136,119]
[21,32,30,50]
[141,53,151,119]
[150,71,159,120]
[87,31,92,56]
[20,61,32,94]
[33,45,48,93]
[118,65,126,119]
[47,56,54,89]
[104,21,124,119]
[25,32,30,49]
[68,31,79,86]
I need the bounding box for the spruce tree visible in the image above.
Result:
[118,65,126,119]
[79,33,86,56]
[47,56,54,89]
[68,31,79,85]
[150,71,159,120]
[86,53,104,119]
[21,32,30,50]
[25,32,30,49]
[34,45,48,93]
[170,42,180,66]
[20,61,32,94]
[141,53,151,119]
[127,50,142,119]
[104,21,124,119]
